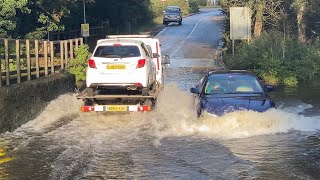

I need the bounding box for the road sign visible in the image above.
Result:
[230,7,251,40]
[230,7,251,56]
[81,23,90,37]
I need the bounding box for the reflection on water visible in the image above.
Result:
[270,78,320,116]
[0,141,13,180]
[221,133,320,179]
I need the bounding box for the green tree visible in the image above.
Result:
[85,0,153,34]
[220,0,320,41]
[0,0,29,38]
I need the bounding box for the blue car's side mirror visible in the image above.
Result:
[266,85,274,92]
[190,87,200,94]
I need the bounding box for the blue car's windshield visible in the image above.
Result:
[204,74,263,95]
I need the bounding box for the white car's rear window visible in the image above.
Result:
[94,45,141,58]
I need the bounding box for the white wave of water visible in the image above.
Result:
[150,84,320,140]
[14,93,83,134]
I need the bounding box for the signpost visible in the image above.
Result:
[81,23,90,37]
[230,7,251,56]
[82,0,88,43]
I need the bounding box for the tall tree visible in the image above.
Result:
[0,0,29,38]
[253,0,265,37]
[24,0,94,39]
[292,0,307,43]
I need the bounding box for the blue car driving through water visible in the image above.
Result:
[190,70,276,117]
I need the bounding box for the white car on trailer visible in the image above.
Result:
[77,35,170,112]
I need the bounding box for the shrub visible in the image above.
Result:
[224,31,320,86]
[188,0,200,13]
[261,71,279,85]
[69,44,90,82]
[193,0,207,6]
[283,76,298,87]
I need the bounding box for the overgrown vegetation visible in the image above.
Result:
[69,44,90,82]
[188,0,200,13]
[224,32,320,87]
[220,0,320,86]
[193,0,207,7]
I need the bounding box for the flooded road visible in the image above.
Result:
[1,8,320,180]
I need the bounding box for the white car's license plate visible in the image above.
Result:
[106,64,126,69]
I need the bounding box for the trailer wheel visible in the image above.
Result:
[144,99,157,109]
[87,87,94,96]
[84,99,93,106]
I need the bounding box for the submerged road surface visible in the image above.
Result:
[1,8,320,180]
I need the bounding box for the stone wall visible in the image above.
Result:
[0,73,76,133]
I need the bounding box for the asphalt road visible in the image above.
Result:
[0,8,320,180]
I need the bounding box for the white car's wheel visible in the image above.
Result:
[142,87,149,96]
[86,87,94,96]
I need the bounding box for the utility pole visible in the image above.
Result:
[83,0,86,24]
[82,0,88,44]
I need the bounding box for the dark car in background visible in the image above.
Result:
[190,70,276,117]
[163,6,183,26]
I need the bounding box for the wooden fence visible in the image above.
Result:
[0,38,83,87]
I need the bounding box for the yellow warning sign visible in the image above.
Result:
[81,23,90,37]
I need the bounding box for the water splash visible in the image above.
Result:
[150,84,320,140]
[15,93,83,135]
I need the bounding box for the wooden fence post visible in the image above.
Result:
[60,41,64,69]
[35,40,40,78]
[69,39,74,61]
[50,41,54,74]
[80,38,83,46]
[64,40,68,67]
[75,38,79,50]
[16,40,21,83]
[44,41,48,76]
[4,39,10,85]
[26,40,31,81]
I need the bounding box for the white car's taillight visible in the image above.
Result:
[136,59,146,68]
[88,59,96,69]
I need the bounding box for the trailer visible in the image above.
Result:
[77,35,170,112]
[76,89,160,112]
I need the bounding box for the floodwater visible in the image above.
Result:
[0,84,319,179]
[0,8,319,180]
